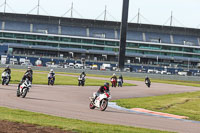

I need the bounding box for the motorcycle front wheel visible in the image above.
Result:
[89,101,95,109]
[82,81,85,86]
[16,89,20,97]
[2,79,5,85]
[100,99,108,111]
[6,79,9,85]
[22,88,28,98]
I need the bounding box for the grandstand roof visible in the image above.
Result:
[0,12,200,36]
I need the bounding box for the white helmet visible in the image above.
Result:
[28,66,31,70]
[50,69,54,72]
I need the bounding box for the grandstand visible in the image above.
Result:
[0,12,200,68]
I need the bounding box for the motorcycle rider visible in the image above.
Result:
[145,76,151,85]
[93,82,110,102]
[111,73,117,80]
[48,69,55,85]
[18,72,32,90]
[79,71,86,81]
[80,71,86,78]
[25,66,33,83]
[3,65,11,81]
[110,73,117,87]
[118,75,124,87]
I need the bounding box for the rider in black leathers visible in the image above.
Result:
[18,72,32,90]
[78,71,86,83]
[145,76,151,87]
[3,65,11,81]
[80,71,86,78]
[24,66,33,83]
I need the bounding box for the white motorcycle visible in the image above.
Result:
[17,79,31,98]
[1,72,10,85]
[89,91,111,111]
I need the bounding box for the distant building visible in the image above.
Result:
[0,13,200,67]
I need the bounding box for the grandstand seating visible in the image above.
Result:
[145,32,171,43]
[1,20,200,47]
[173,34,199,46]
[62,26,86,36]
[5,21,30,32]
[127,31,143,41]
[89,27,115,39]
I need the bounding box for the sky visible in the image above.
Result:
[0,0,200,29]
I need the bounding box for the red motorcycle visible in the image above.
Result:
[111,78,117,87]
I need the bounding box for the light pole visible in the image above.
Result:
[118,0,129,71]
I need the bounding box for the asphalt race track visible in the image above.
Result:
[1,78,200,133]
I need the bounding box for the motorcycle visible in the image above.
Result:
[17,79,31,98]
[89,91,111,111]
[78,76,85,86]
[1,72,10,85]
[111,78,117,87]
[117,78,123,87]
[145,80,151,88]
[48,75,55,86]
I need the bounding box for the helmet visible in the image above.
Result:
[50,69,54,72]
[27,66,31,70]
[113,73,116,76]
[145,76,148,78]
[104,82,109,87]
[82,71,85,74]
[6,65,9,68]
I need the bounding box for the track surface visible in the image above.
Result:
[1,78,200,133]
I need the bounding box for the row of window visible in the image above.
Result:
[1,32,200,58]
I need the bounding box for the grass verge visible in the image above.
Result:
[49,71,200,87]
[1,68,199,87]
[0,107,174,133]
[113,91,200,121]
[0,69,134,86]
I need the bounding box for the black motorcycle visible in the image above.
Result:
[48,75,55,86]
[145,80,151,88]
[78,76,85,86]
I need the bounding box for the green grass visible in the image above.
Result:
[1,68,200,87]
[113,91,200,121]
[0,69,134,86]
[0,107,174,133]
[50,71,200,87]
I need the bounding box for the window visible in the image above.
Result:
[71,38,82,43]
[105,41,117,46]
[94,40,105,45]
[82,39,93,44]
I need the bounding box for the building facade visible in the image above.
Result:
[0,13,200,68]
